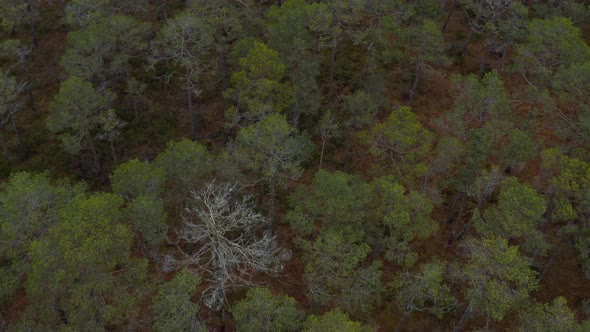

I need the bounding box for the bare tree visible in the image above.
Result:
[162,182,290,312]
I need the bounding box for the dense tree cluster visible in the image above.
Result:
[2,0,590,331]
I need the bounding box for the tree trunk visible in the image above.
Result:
[0,131,10,166]
[12,116,27,158]
[395,311,411,332]
[110,140,118,165]
[441,0,457,33]
[23,60,37,114]
[449,193,467,244]
[453,308,472,332]
[86,135,101,173]
[457,28,475,56]
[269,179,276,233]
[330,39,339,84]
[219,47,229,92]
[218,307,225,332]
[447,191,462,224]
[407,71,420,106]
[187,86,196,141]
[539,242,562,282]
[25,0,38,47]
[131,93,139,121]
[319,136,327,170]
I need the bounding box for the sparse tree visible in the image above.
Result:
[149,10,215,140]
[61,15,149,90]
[391,259,456,332]
[231,113,312,229]
[317,109,340,170]
[162,182,290,313]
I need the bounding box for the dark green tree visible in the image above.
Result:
[302,229,382,315]
[111,159,166,200]
[154,139,214,200]
[61,15,149,90]
[0,172,84,307]
[46,76,121,172]
[286,169,371,240]
[303,308,369,332]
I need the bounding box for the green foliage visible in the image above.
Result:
[111,159,165,200]
[233,287,303,332]
[61,15,149,86]
[391,259,456,318]
[149,9,214,87]
[543,153,590,277]
[547,155,590,222]
[447,71,511,135]
[266,0,332,58]
[25,193,133,329]
[534,0,590,26]
[264,0,331,121]
[302,229,382,315]
[370,175,437,266]
[153,268,203,332]
[232,113,312,188]
[286,170,371,239]
[457,237,538,322]
[64,0,110,28]
[460,0,528,51]
[224,42,293,125]
[154,139,213,195]
[360,106,432,182]
[515,17,590,87]
[46,76,116,156]
[303,308,367,332]
[475,177,548,255]
[0,70,24,124]
[343,90,378,129]
[519,297,581,332]
[0,172,84,300]
[124,195,168,251]
[0,0,27,33]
